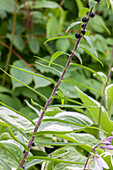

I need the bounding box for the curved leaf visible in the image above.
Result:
[79,8,90,17]
[45,36,75,44]
[66,21,82,33]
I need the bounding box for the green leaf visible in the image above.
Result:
[75,0,84,10]
[79,46,103,66]
[10,60,33,89]
[105,0,110,8]
[0,101,36,126]
[62,80,103,95]
[56,39,70,52]
[76,87,113,135]
[34,75,52,88]
[7,34,25,51]
[70,63,107,82]
[66,21,82,33]
[73,51,82,64]
[1,68,47,101]
[31,99,45,111]
[84,35,98,58]
[79,8,90,17]
[28,36,40,54]
[35,56,65,70]
[0,0,15,13]
[34,1,59,9]
[0,142,19,165]
[45,35,75,44]
[94,18,110,34]
[105,84,113,118]
[26,156,84,165]
[49,51,69,66]
[47,17,61,39]
[89,0,97,7]
[0,116,28,140]
[9,127,29,152]
[0,158,11,170]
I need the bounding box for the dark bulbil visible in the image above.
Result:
[32,143,35,146]
[90,12,95,18]
[75,33,81,38]
[81,24,86,28]
[82,17,88,22]
[96,0,101,2]
[81,30,86,35]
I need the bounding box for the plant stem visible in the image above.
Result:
[19,7,93,168]
[98,45,113,131]
[83,143,101,170]
[2,0,18,86]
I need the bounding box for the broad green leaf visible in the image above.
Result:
[49,51,69,66]
[0,0,15,13]
[0,158,11,170]
[56,39,70,52]
[73,51,82,64]
[26,156,84,165]
[75,0,84,10]
[66,21,82,33]
[43,146,86,170]
[84,35,98,58]
[7,34,25,51]
[10,60,33,89]
[70,63,107,82]
[33,142,86,146]
[0,101,36,126]
[45,35,75,44]
[47,17,60,39]
[11,64,55,85]
[28,36,40,54]
[62,80,103,95]
[105,84,113,118]
[34,75,52,88]
[79,8,90,17]
[76,87,113,135]
[1,68,47,101]
[0,141,23,169]
[79,46,103,66]
[34,1,59,9]
[94,18,110,34]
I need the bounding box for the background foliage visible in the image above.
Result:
[0,0,113,169]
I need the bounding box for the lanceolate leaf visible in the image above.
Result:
[25,156,84,165]
[73,51,82,64]
[105,0,110,8]
[66,21,82,33]
[49,51,69,66]
[45,36,76,44]
[79,46,103,66]
[84,35,98,58]
[35,56,66,70]
[79,8,90,17]
[94,18,110,34]
[9,127,29,152]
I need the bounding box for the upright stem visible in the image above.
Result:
[2,0,18,86]
[19,7,93,168]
